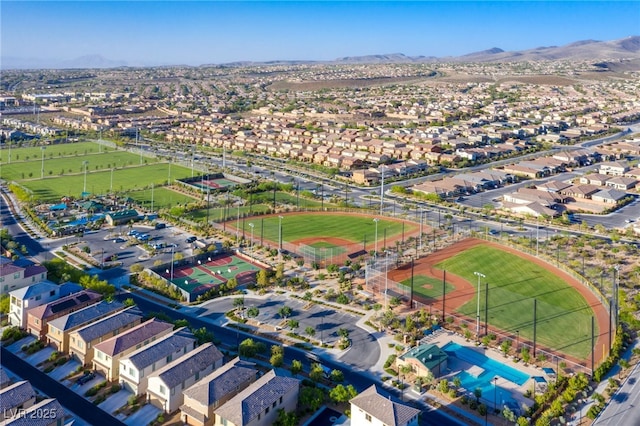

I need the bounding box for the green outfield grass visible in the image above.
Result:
[436,245,596,359]
[235,213,417,244]
[400,275,456,299]
[186,204,272,223]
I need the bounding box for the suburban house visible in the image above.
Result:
[25,290,102,339]
[350,385,420,426]
[592,189,628,204]
[212,370,300,426]
[605,176,637,191]
[599,162,629,176]
[180,357,258,426]
[69,308,143,366]
[46,300,125,353]
[1,398,65,426]
[119,328,197,395]
[146,342,224,413]
[396,344,448,378]
[0,257,47,293]
[92,318,174,381]
[507,202,559,218]
[0,381,36,415]
[8,281,82,328]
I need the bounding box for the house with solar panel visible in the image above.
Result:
[46,300,125,352]
[350,385,420,426]
[25,290,102,339]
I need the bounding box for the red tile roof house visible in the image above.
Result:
[26,290,102,340]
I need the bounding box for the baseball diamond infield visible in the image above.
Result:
[387,238,610,367]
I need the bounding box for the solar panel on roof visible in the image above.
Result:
[76,294,90,302]
[51,299,77,313]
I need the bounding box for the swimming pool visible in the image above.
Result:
[443,341,530,407]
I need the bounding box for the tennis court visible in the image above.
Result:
[189,177,241,191]
[163,253,261,295]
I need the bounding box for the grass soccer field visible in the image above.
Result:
[400,275,456,299]
[235,213,417,245]
[436,245,596,359]
[128,187,199,210]
[17,162,194,202]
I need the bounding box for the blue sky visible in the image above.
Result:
[2,1,639,66]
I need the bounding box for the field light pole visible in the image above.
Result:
[379,165,386,215]
[278,215,284,254]
[249,223,255,253]
[82,160,89,195]
[474,271,486,340]
[110,168,114,193]
[373,218,379,258]
[40,146,46,179]
[385,251,389,310]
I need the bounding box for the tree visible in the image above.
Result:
[270,345,284,367]
[275,263,285,281]
[299,386,325,411]
[290,359,302,375]
[329,384,357,403]
[273,409,297,426]
[287,319,299,330]
[474,387,482,403]
[193,327,214,344]
[338,328,350,341]
[330,369,344,383]
[239,338,265,358]
[225,277,238,291]
[309,363,325,382]
[0,294,9,314]
[305,326,316,337]
[233,297,245,309]
[278,305,293,320]
[256,269,269,287]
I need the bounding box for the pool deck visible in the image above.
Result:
[422,329,553,412]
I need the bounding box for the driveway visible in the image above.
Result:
[69,372,106,395]
[123,403,161,425]
[4,335,35,352]
[24,346,55,366]
[48,359,80,381]
[99,388,133,414]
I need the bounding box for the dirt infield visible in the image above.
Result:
[388,238,610,366]
[293,236,355,247]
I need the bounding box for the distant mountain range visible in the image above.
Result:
[2,36,639,70]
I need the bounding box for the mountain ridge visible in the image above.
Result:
[3,36,639,70]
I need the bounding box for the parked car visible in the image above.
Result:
[127,229,139,236]
[137,234,150,242]
[113,237,126,243]
[154,222,166,229]
[185,236,197,243]
[77,372,95,385]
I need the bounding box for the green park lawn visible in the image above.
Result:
[128,187,199,211]
[436,245,596,359]
[234,213,417,245]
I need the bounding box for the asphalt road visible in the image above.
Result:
[0,347,124,426]
[593,361,640,426]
